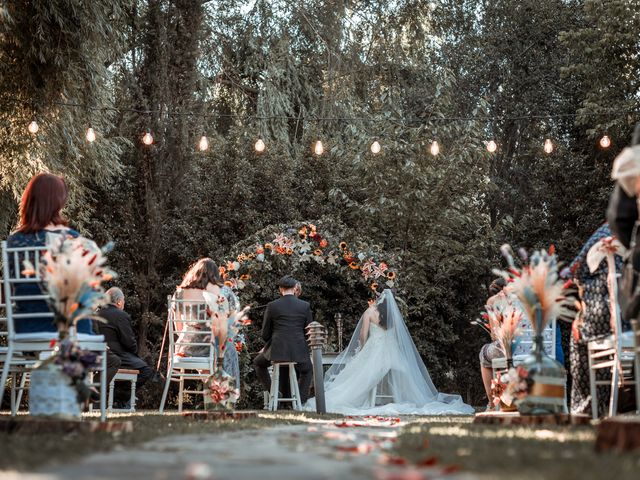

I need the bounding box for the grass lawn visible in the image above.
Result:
[394,416,640,480]
[0,411,328,471]
[1,411,639,479]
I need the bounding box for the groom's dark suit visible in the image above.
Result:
[253,294,313,403]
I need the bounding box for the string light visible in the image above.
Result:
[85,127,96,143]
[314,140,324,156]
[430,140,440,156]
[198,134,209,151]
[599,135,611,148]
[370,140,381,154]
[543,138,554,154]
[486,140,497,153]
[27,120,39,134]
[142,131,153,145]
[255,138,266,153]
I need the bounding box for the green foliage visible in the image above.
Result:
[0,0,130,233]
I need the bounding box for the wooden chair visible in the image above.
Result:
[491,318,558,372]
[268,362,302,411]
[159,296,216,413]
[587,319,638,419]
[0,241,108,420]
[108,368,139,413]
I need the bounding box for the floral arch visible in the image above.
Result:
[220,218,400,297]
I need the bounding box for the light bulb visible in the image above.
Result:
[28,120,39,134]
[544,138,553,154]
[85,127,96,143]
[142,131,153,145]
[486,140,497,153]
[370,140,381,154]
[198,135,209,151]
[255,138,266,153]
[314,140,324,156]
[430,140,440,156]
[599,135,611,149]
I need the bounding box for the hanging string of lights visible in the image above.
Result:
[17,97,632,155]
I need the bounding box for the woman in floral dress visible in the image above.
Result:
[568,223,625,416]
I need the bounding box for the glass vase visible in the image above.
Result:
[29,362,81,419]
[498,358,518,412]
[516,327,566,415]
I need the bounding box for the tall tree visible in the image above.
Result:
[0,0,129,234]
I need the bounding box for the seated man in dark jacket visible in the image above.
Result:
[97,287,154,405]
[253,276,313,404]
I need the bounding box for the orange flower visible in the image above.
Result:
[344,253,356,263]
[309,223,317,232]
[349,262,359,270]
[339,241,347,250]
[276,246,286,254]
[286,248,294,255]
[370,283,378,291]
[224,280,233,287]
[264,243,273,250]
[227,261,236,271]
[386,271,396,280]
[219,266,226,275]
[240,274,250,281]
[368,299,376,307]
[320,239,328,248]
[256,247,264,254]
[379,262,388,271]
[314,249,322,256]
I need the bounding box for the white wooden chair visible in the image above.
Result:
[491,318,558,372]
[159,296,216,413]
[108,368,139,413]
[268,362,302,411]
[0,241,108,421]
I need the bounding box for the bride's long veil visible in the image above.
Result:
[324,289,468,410]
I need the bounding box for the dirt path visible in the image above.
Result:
[5,418,472,480]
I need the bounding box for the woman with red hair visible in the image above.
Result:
[6,173,93,334]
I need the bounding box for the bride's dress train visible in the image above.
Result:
[305,290,474,415]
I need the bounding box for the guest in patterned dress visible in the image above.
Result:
[172,258,241,388]
[567,223,625,416]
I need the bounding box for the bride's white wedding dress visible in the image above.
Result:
[305,290,474,415]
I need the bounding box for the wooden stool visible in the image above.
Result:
[268,362,302,411]
[108,368,139,413]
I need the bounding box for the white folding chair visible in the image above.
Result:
[0,241,108,421]
[491,317,558,372]
[587,308,637,419]
[159,295,216,413]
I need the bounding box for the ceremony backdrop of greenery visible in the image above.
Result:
[1,0,638,407]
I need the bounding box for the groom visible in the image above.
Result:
[253,276,314,404]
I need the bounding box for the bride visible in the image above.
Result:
[305,289,474,415]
